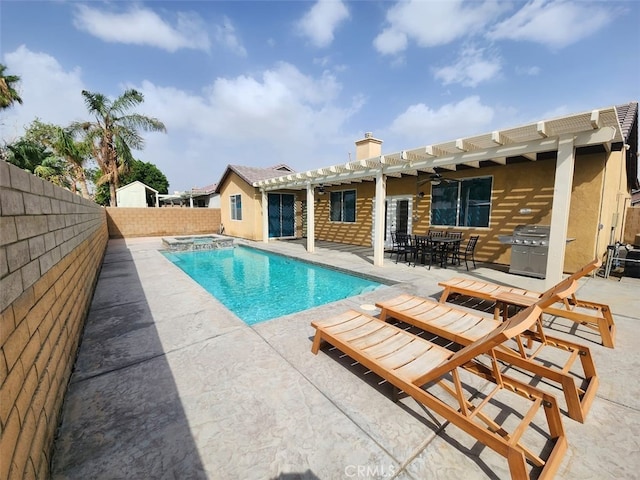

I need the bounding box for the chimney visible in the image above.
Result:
[354,132,383,161]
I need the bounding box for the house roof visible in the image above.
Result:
[616,102,639,190]
[190,183,218,196]
[253,102,637,192]
[616,101,638,142]
[116,180,158,194]
[215,164,295,193]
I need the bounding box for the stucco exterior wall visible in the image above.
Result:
[314,182,376,247]
[219,172,263,240]
[0,161,108,479]
[623,206,640,245]
[310,153,617,272]
[218,148,628,274]
[596,149,632,249]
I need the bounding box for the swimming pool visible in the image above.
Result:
[162,245,386,325]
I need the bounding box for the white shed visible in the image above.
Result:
[116,181,159,207]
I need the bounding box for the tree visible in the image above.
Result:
[5,138,73,188]
[92,159,169,206]
[0,64,23,109]
[33,157,71,189]
[123,159,169,194]
[5,138,52,172]
[24,119,92,198]
[75,89,166,206]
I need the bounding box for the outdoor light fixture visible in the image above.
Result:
[317,184,326,195]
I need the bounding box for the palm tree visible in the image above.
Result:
[6,139,51,171]
[76,89,166,206]
[25,119,92,198]
[34,157,71,189]
[0,64,23,109]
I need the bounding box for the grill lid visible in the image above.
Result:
[512,224,551,237]
[499,225,551,246]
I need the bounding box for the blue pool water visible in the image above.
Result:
[162,245,385,325]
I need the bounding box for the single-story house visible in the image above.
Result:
[189,183,220,208]
[215,164,296,239]
[115,180,159,207]
[158,184,220,208]
[214,102,638,284]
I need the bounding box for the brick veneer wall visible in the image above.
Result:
[106,207,221,237]
[0,161,108,479]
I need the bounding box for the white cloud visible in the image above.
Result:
[214,16,247,57]
[515,65,541,76]
[135,66,366,189]
[1,46,88,142]
[1,46,367,192]
[433,45,502,87]
[296,0,350,48]
[386,96,495,145]
[374,0,506,55]
[72,4,211,52]
[488,0,616,48]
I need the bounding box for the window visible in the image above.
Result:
[230,194,242,220]
[330,190,356,222]
[431,177,492,227]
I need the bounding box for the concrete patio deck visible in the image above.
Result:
[51,237,640,479]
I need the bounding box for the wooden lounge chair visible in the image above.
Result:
[311,298,569,479]
[376,280,598,423]
[438,258,616,348]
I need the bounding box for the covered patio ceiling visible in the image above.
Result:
[253,106,622,191]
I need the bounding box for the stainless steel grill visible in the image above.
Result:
[499,225,551,278]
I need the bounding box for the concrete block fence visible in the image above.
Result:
[0,161,108,479]
[106,206,221,238]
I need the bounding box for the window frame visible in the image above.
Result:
[430,176,492,228]
[329,189,357,223]
[230,193,242,221]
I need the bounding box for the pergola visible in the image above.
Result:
[254,106,623,285]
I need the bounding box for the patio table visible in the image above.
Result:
[429,236,462,268]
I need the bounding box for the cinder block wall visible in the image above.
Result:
[0,161,108,479]
[106,207,221,237]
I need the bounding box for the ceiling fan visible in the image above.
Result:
[417,172,460,187]
[428,173,461,185]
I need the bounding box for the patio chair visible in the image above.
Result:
[311,294,569,479]
[412,235,436,269]
[455,235,478,270]
[376,279,598,423]
[437,258,616,348]
[393,233,414,264]
[386,232,400,259]
[445,232,463,266]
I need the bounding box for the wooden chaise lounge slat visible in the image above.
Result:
[376,284,599,423]
[438,258,616,348]
[311,292,570,480]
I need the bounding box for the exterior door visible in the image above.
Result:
[395,199,409,234]
[374,196,412,247]
[268,193,295,238]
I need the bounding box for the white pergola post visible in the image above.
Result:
[373,171,387,266]
[306,184,315,253]
[261,189,269,243]
[545,134,576,286]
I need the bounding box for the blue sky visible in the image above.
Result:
[2,1,639,192]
